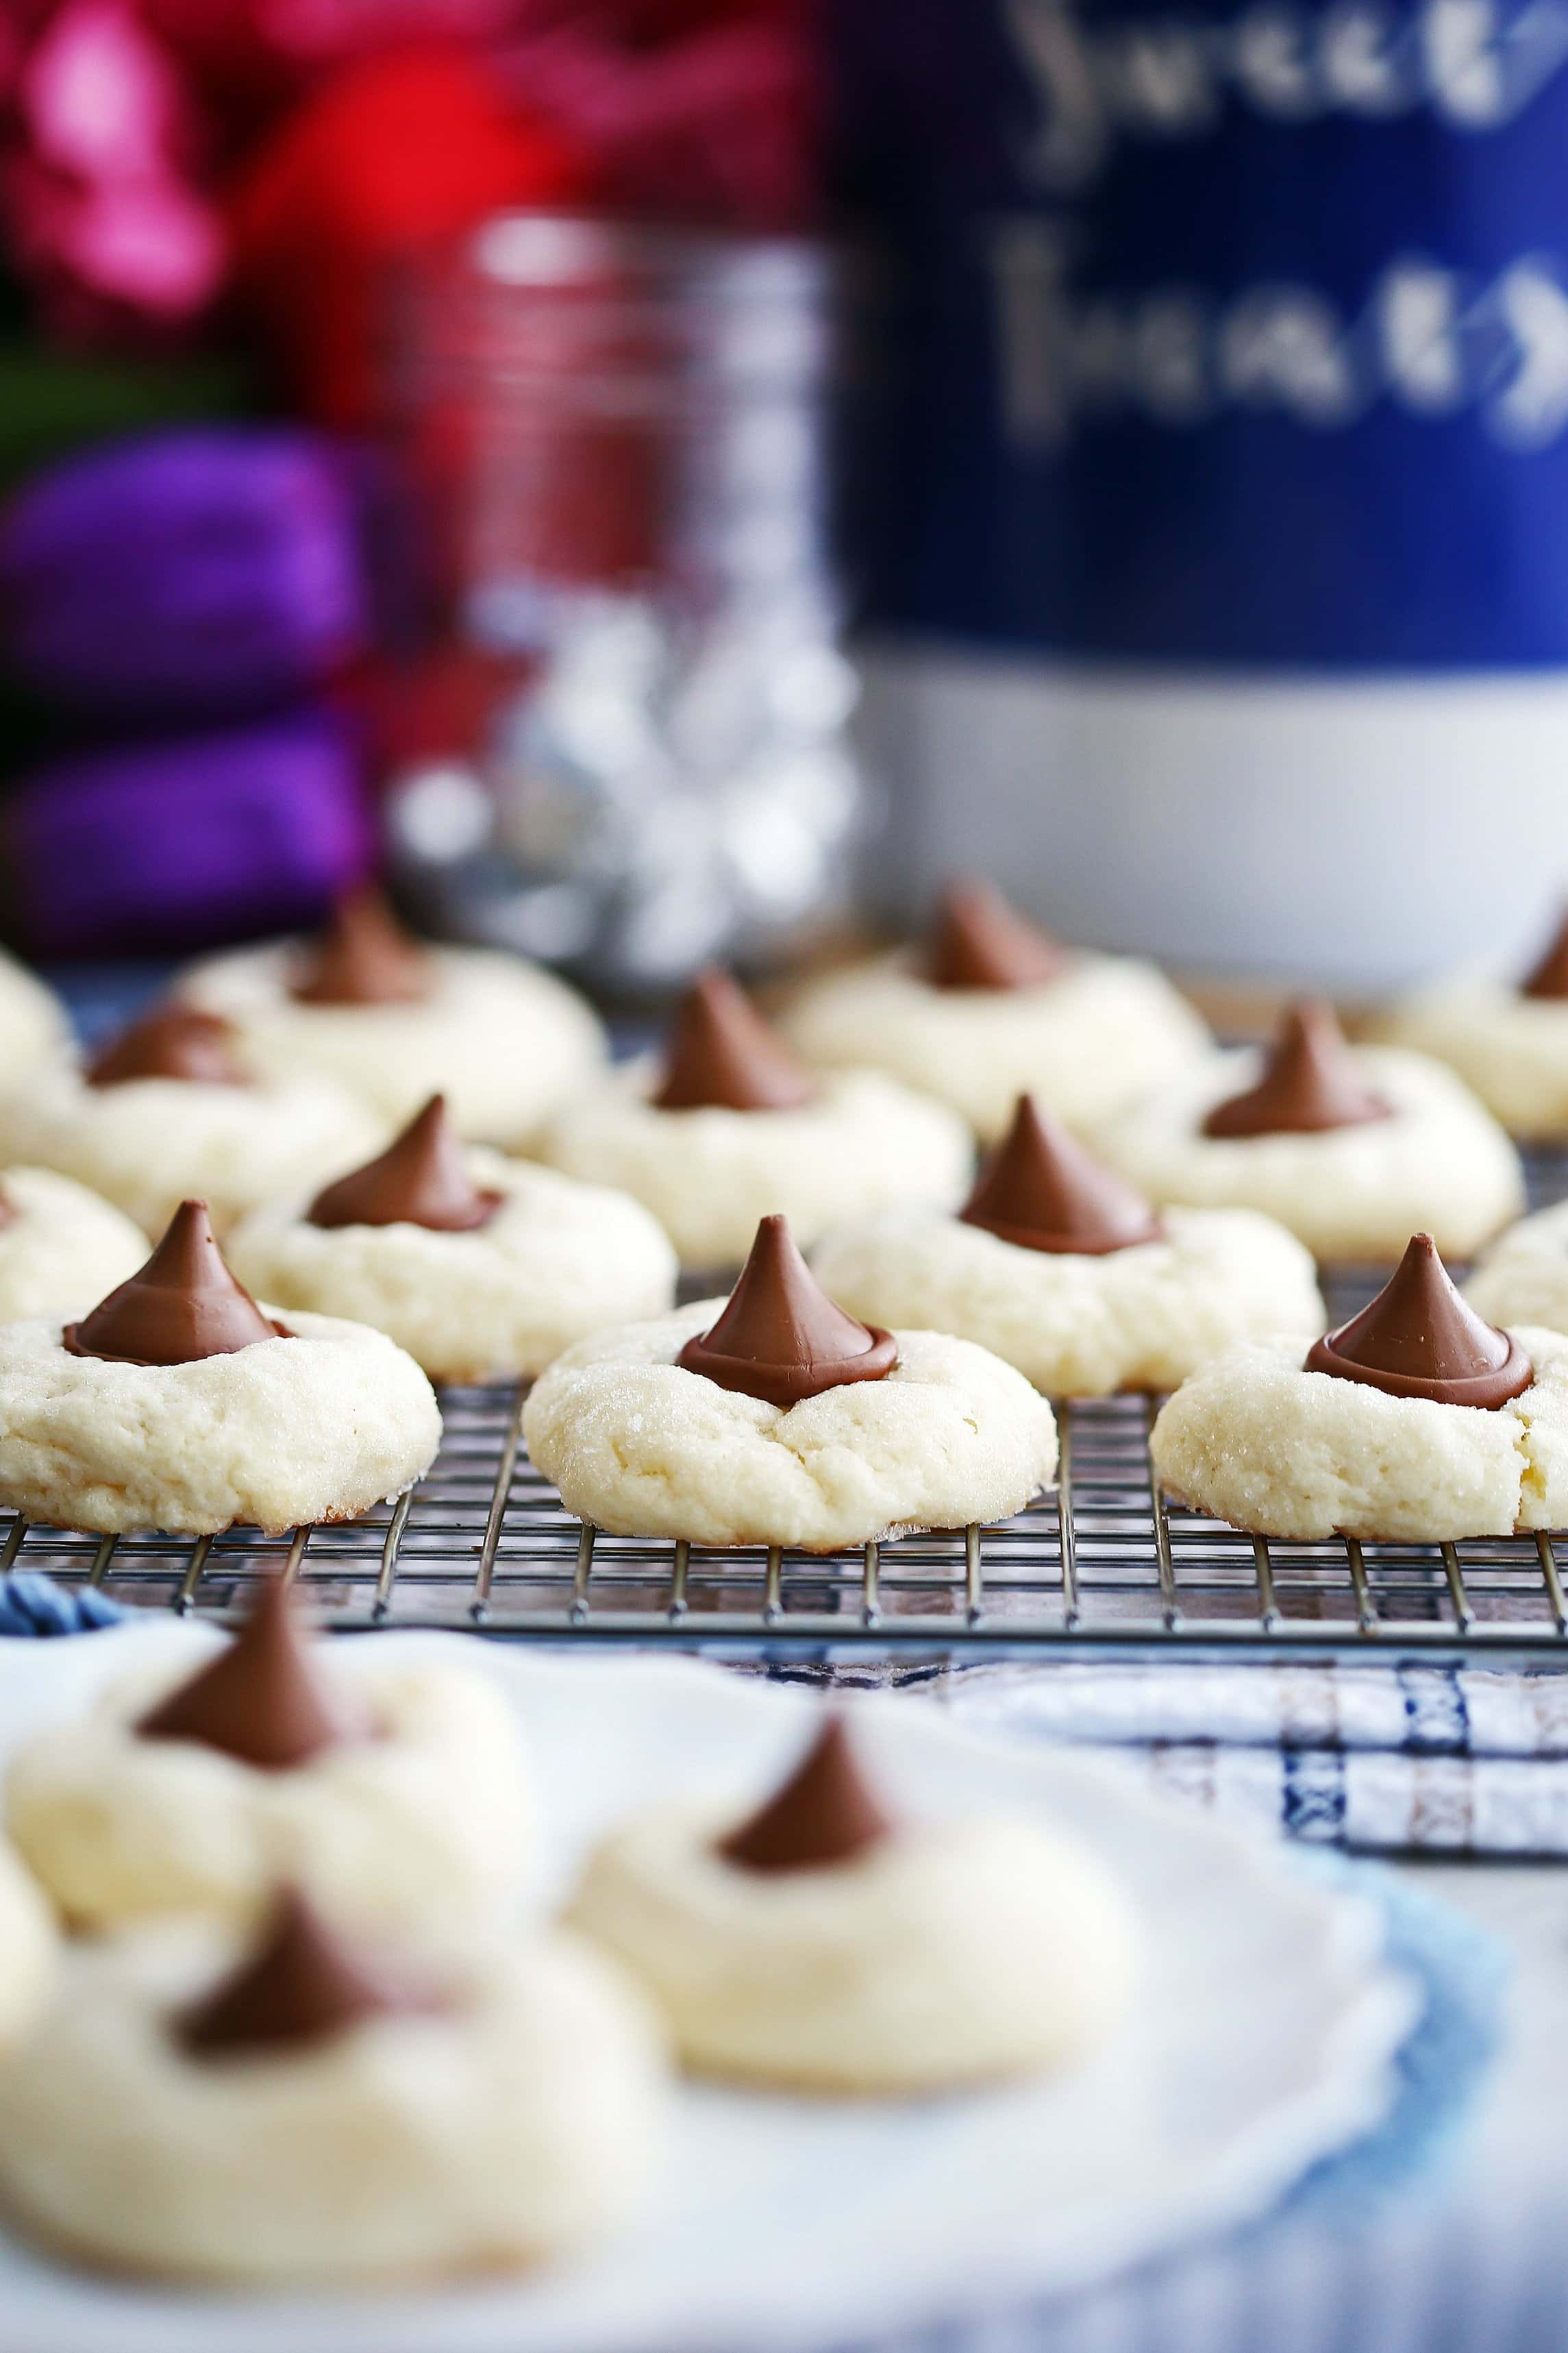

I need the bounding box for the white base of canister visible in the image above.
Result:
[855,640,1568,992]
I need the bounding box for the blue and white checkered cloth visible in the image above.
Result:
[758,1656,1568,1854]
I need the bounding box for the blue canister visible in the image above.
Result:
[832,0,1568,986]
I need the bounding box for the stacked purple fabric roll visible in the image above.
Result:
[0,428,375,956]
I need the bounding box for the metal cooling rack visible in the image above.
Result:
[10,1142,1568,1661]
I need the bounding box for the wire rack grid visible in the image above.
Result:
[9,1140,1568,1662]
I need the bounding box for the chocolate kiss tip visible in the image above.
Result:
[653,968,816,1113]
[1202,999,1389,1139]
[179,1887,432,2057]
[927,878,1069,993]
[138,1572,369,1770]
[676,1214,897,1409]
[1521,912,1568,1000]
[63,1199,281,1367]
[720,1718,893,1873]
[290,883,432,1007]
[86,1006,246,1089]
[308,1094,499,1231]
[962,1095,1161,1255]
[1305,1233,1533,1408]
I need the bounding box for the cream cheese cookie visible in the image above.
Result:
[0,1002,383,1237]
[0,1838,56,2049]
[1370,918,1568,1135]
[0,1166,147,1318]
[229,1096,677,1381]
[8,1584,528,1940]
[779,881,1210,1142]
[176,885,606,1144]
[568,1718,1138,2093]
[0,1201,440,1536]
[536,970,971,1266]
[1467,1201,1568,1335]
[1091,1005,1522,1261]
[1151,1235,1568,1540]
[0,1899,664,2285]
[0,949,68,1086]
[523,1214,1057,1549]
[813,1095,1324,1396]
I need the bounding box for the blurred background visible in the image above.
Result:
[5,0,1568,1001]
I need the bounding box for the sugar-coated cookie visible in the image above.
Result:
[524,1215,1057,1549]
[1091,1011,1522,1261]
[534,968,971,1266]
[0,1166,148,1318]
[0,1202,439,1536]
[569,1718,1138,2093]
[780,883,1210,1142]
[0,1002,383,1237]
[1152,1236,1568,1540]
[0,1838,56,2050]
[0,950,68,1087]
[177,886,605,1144]
[1371,917,1568,1135]
[8,1582,529,1938]
[1467,1200,1568,1334]
[0,1901,664,2284]
[228,1096,677,1381]
[812,1096,1324,1396]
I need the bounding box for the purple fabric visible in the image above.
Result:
[0,429,368,716]
[3,714,374,958]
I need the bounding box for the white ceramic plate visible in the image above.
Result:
[0,1625,1417,2353]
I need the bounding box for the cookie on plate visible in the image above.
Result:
[569,1715,1138,2093]
[0,950,68,1087]
[779,879,1210,1142]
[523,1212,1057,1550]
[1091,1000,1523,1261]
[0,1001,383,1236]
[1370,910,1568,1135]
[176,883,606,1144]
[0,1840,55,2049]
[1151,1233,1568,1540]
[8,1577,527,1938]
[812,1095,1323,1396]
[1467,1200,1568,1335]
[0,1198,440,1535]
[228,1094,676,1381]
[534,967,971,1267]
[0,1893,664,2284]
[0,1166,148,1318]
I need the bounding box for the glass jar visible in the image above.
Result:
[388,214,864,994]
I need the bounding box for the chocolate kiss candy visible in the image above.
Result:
[64,1199,283,1366]
[927,878,1069,991]
[308,1094,499,1231]
[962,1095,1162,1255]
[86,1006,247,1089]
[653,968,817,1113]
[720,1719,893,1873]
[1202,1000,1389,1138]
[290,884,432,1006]
[1521,912,1568,1000]
[138,1573,369,1768]
[179,1888,436,2057]
[677,1214,898,1407]
[1305,1233,1533,1407]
